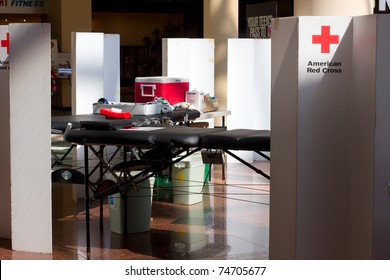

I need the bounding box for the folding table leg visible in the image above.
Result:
[123,192,128,234]
[99,146,104,232]
[84,145,91,254]
[99,198,104,232]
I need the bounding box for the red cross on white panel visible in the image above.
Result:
[312,26,339,54]
[1,32,10,54]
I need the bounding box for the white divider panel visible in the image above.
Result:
[72,32,104,114]
[9,23,52,253]
[271,16,353,259]
[162,38,215,96]
[271,14,390,260]
[351,14,390,260]
[227,39,271,162]
[252,40,271,134]
[372,14,390,260]
[269,16,299,260]
[104,34,120,102]
[162,38,190,80]
[72,32,120,197]
[348,14,377,260]
[0,26,11,239]
[188,39,215,95]
[296,16,352,259]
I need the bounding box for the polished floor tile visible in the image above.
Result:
[0,161,270,260]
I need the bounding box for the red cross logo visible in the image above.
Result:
[1,32,10,54]
[312,26,339,54]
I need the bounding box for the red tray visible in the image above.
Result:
[100,108,130,119]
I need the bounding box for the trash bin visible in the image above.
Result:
[172,153,205,205]
[109,173,155,234]
[153,173,173,203]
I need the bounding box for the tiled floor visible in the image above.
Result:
[0,160,270,260]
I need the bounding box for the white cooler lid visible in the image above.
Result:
[135,76,189,83]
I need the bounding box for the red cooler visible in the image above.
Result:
[135,76,189,104]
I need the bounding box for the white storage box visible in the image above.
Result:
[93,102,162,115]
[186,90,204,113]
[171,227,207,252]
[172,153,205,205]
[109,174,155,234]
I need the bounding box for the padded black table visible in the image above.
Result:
[55,118,271,254]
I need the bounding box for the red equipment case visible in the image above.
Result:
[134,76,189,104]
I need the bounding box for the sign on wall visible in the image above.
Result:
[374,0,390,13]
[246,2,277,39]
[0,0,46,13]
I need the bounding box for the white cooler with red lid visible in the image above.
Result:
[134,76,189,104]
